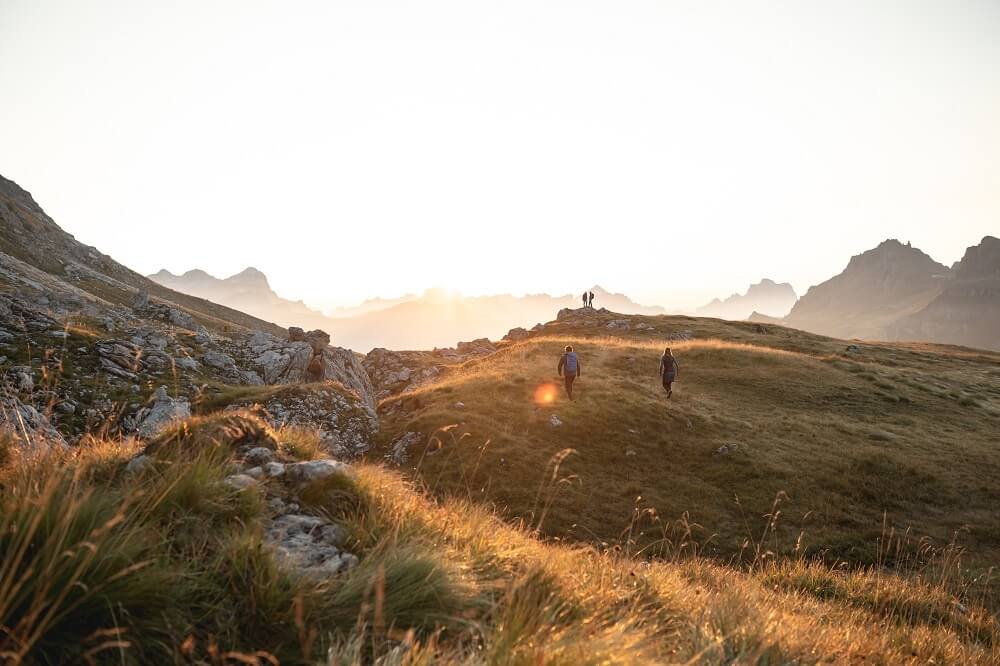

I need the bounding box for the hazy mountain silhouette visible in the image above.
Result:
[327,285,666,351]
[784,239,950,340]
[149,268,665,351]
[697,279,797,320]
[888,236,1000,350]
[149,268,336,332]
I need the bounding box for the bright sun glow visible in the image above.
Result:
[2,2,997,311]
[534,383,558,405]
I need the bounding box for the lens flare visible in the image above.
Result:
[534,382,557,405]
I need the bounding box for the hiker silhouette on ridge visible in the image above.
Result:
[588,290,595,308]
[581,291,589,308]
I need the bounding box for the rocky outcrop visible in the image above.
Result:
[226,385,378,457]
[363,340,496,401]
[131,413,360,578]
[504,327,530,341]
[363,349,442,400]
[240,328,375,408]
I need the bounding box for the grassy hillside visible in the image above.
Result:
[1,412,996,663]
[374,311,1000,585]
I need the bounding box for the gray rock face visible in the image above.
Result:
[96,339,143,380]
[252,386,378,457]
[305,329,330,353]
[0,393,67,449]
[203,350,236,371]
[386,431,424,465]
[284,459,351,485]
[237,331,375,408]
[265,510,358,577]
[135,386,192,438]
[224,473,257,490]
[362,340,495,401]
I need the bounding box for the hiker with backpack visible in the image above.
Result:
[581,291,589,308]
[588,290,595,308]
[557,345,581,399]
[659,347,679,398]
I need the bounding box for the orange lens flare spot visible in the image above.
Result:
[534,383,558,405]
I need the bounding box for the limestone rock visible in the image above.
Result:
[135,386,192,438]
[96,339,143,380]
[284,458,351,485]
[265,512,357,577]
[0,393,67,449]
[386,431,424,465]
[224,473,257,490]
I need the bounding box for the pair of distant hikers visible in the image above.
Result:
[557,345,679,400]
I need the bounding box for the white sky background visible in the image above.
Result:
[1,1,998,311]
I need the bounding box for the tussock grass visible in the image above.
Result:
[0,413,997,663]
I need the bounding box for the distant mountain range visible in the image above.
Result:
[148,269,665,351]
[779,237,1000,350]
[697,279,797,321]
[149,268,336,332]
[152,233,1000,352]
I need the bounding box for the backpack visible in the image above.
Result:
[564,352,578,374]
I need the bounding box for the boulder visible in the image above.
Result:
[135,386,192,438]
[386,431,424,465]
[305,329,331,353]
[202,350,237,371]
[133,288,150,310]
[96,340,142,380]
[284,459,351,485]
[0,393,67,449]
[224,473,257,490]
[503,327,530,342]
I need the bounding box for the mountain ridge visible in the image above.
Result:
[698,278,798,320]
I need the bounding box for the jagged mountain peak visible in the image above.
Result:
[953,235,1000,280]
[845,238,947,274]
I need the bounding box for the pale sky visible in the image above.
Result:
[1,0,997,310]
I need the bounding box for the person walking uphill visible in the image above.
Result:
[558,345,581,400]
[660,347,679,398]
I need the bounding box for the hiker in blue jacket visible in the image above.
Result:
[557,345,581,399]
[659,347,679,398]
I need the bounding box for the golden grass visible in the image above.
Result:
[0,412,996,663]
[373,320,1000,604]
